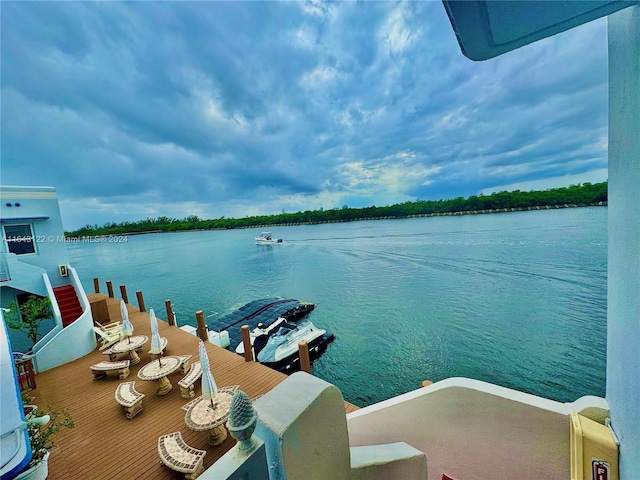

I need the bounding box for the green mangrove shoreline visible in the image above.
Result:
[66,182,607,237]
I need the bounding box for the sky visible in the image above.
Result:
[1,1,609,231]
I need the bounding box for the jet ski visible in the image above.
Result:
[254,320,334,372]
[235,317,287,355]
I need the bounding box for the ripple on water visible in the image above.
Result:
[71,209,607,407]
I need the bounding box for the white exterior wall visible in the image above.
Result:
[201,438,270,480]
[254,373,352,480]
[1,186,70,352]
[32,267,97,372]
[0,186,70,287]
[253,372,427,480]
[1,186,96,368]
[607,6,640,478]
[347,378,606,480]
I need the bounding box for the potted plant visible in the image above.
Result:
[15,394,74,480]
[4,296,53,350]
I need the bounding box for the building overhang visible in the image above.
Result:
[442,0,638,61]
[0,217,50,223]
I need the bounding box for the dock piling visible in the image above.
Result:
[298,341,311,374]
[165,300,175,326]
[241,326,253,362]
[93,278,100,293]
[195,311,208,342]
[136,291,146,312]
[120,285,129,304]
[106,281,114,298]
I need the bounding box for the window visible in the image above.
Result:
[4,224,36,255]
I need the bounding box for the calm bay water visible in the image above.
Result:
[68,207,607,407]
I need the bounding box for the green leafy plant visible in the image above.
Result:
[5,296,52,348]
[22,394,74,468]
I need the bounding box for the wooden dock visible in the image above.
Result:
[30,293,358,479]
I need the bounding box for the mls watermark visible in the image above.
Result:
[61,235,129,243]
[4,235,129,244]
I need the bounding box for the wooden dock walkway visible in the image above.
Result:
[30,294,358,479]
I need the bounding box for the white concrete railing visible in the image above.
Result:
[347,377,609,480]
[69,267,90,315]
[204,372,427,480]
[204,374,610,480]
[31,273,63,359]
[1,253,48,297]
[31,268,97,372]
[0,252,10,282]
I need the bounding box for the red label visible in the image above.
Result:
[592,460,609,480]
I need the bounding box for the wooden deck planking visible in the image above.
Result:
[29,294,357,479]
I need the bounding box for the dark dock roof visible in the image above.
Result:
[29,294,358,479]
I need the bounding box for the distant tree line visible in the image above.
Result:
[66,182,607,237]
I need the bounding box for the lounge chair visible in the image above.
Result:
[95,320,122,332]
[93,322,123,350]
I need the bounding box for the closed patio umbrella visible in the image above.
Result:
[199,340,218,410]
[149,308,164,367]
[121,300,133,343]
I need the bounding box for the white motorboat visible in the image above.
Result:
[255,232,282,245]
[235,317,287,355]
[256,320,333,370]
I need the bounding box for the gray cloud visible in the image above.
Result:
[1,2,608,229]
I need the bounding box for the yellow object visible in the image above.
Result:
[570,411,619,480]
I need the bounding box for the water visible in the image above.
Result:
[68,207,607,407]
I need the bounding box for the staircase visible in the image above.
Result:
[53,285,83,327]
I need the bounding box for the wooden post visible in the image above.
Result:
[120,285,129,304]
[136,291,146,313]
[241,326,253,362]
[106,281,114,298]
[165,300,175,326]
[195,311,208,342]
[298,341,311,374]
[93,278,100,293]
[421,380,433,388]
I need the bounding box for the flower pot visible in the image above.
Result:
[14,451,49,480]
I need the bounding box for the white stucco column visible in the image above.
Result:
[253,372,352,480]
[607,5,640,477]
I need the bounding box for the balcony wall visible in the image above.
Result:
[347,378,607,480]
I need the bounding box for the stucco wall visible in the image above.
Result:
[347,378,571,480]
[607,5,640,478]
[1,286,56,354]
[0,186,70,287]
[254,372,352,480]
[32,268,96,372]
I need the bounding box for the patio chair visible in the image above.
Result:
[93,323,123,350]
[95,320,122,332]
[158,431,206,479]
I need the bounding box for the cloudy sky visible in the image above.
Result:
[2,1,609,230]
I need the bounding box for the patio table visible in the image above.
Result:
[184,385,239,445]
[105,335,148,365]
[137,355,183,395]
